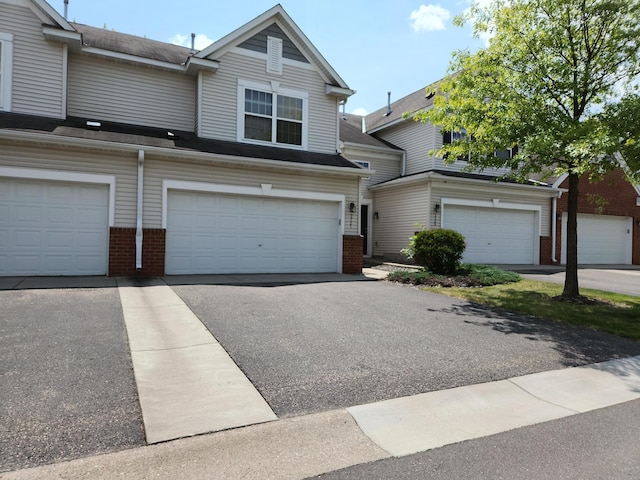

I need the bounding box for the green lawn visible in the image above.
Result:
[426,280,640,340]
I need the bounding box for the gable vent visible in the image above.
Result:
[267,36,283,75]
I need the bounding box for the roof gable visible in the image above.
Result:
[25,0,75,31]
[196,4,350,89]
[238,23,310,64]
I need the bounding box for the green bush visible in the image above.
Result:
[402,229,466,275]
[387,264,521,287]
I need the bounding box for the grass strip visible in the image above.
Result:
[426,279,640,340]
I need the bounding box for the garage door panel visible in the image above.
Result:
[166,191,339,274]
[0,178,109,276]
[561,213,631,264]
[444,205,536,264]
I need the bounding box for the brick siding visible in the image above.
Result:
[108,228,166,276]
[342,235,363,274]
[552,170,640,264]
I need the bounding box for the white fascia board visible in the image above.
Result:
[20,0,75,31]
[369,171,561,197]
[551,173,569,189]
[341,141,404,157]
[326,85,355,99]
[80,47,187,73]
[185,56,219,74]
[195,5,350,89]
[0,129,371,178]
[366,116,409,134]
[42,26,82,50]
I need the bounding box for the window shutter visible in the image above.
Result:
[267,36,283,75]
[443,131,451,144]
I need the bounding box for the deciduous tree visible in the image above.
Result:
[417,0,640,299]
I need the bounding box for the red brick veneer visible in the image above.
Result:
[342,235,363,274]
[553,170,640,264]
[108,228,166,276]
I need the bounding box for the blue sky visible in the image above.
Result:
[48,0,485,116]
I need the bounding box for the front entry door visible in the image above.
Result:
[360,204,369,256]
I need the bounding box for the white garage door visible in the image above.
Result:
[561,213,632,264]
[443,205,536,264]
[166,190,340,274]
[0,178,109,276]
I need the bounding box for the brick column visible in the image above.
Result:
[108,227,166,276]
[342,235,363,274]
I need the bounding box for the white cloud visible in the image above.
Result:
[169,33,215,51]
[351,107,368,116]
[409,4,451,32]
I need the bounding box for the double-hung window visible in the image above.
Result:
[0,32,14,112]
[239,80,308,148]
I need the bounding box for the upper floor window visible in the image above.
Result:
[354,160,371,169]
[238,79,308,149]
[0,32,14,112]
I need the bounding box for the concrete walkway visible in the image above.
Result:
[5,355,640,479]
[116,278,276,444]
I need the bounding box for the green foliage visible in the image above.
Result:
[461,264,522,286]
[387,264,521,287]
[413,0,640,297]
[402,229,466,275]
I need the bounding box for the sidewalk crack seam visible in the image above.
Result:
[507,379,581,414]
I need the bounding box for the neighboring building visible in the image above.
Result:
[0,0,369,276]
[340,86,640,265]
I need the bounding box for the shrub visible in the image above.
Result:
[387,264,521,287]
[402,229,466,275]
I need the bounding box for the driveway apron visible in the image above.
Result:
[117,278,276,444]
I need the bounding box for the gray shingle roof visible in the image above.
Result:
[364,86,435,133]
[72,23,193,65]
[0,112,355,169]
[339,113,401,149]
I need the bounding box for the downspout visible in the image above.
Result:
[136,149,144,271]
[401,151,407,177]
[551,195,558,263]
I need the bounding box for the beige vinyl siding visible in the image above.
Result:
[0,143,137,226]
[143,156,360,234]
[200,50,338,154]
[372,182,429,259]
[432,125,516,177]
[375,121,435,175]
[67,55,195,131]
[341,146,402,200]
[0,4,64,117]
[431,184,552,236]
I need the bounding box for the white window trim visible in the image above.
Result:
[237,78,309,150]
[162,179,345,272]
[0,32,14,112]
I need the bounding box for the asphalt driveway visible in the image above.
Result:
[170,279,640,417]
[0,284,145,473]
[3,274,640,474]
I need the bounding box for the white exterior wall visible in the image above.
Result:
[200,50,338,154]
[67,55,196,131]
[371,182,429,258]
[0,143,137,226]
[143,156,360,235]
[375,121,435,175]
[0,3,64,117]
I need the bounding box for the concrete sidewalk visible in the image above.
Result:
[117,278,276,444]
[5,355,640,480]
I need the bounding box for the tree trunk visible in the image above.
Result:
[562,172,580,298]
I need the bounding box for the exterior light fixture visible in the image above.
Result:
[374,211,379,220]
[434,203,441,212]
